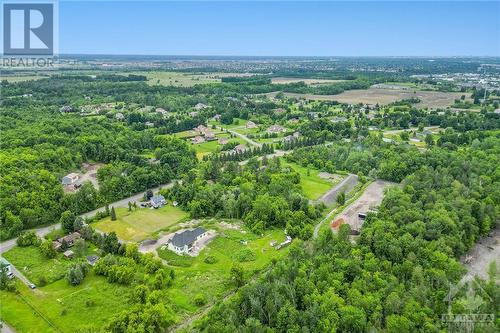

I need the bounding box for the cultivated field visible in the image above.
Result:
[271,77,345,85]
[123,71,220,86]
[274,87,468,109]
[93,206,188,242]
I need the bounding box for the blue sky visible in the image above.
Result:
[59,1,500,56]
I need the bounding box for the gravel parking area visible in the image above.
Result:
[334,180,396,231]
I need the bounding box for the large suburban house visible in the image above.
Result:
[267,125,286,134]
[168,227,207,254]
[150,195,166,208]
[191,135,205,144]
[53,232,81,251]
[62,173,79,185]
[204,131,217,141]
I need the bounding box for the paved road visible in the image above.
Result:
[0,182,174,255]
[316,174,358,206]
[227,128,262,148]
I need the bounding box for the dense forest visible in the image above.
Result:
[198,135,500,333]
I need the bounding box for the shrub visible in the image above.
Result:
[38,276,47,287]
[194,293,207,307]
[16,231,41,247]
[66,263,89,286]
[234,248,256,262]
[204,255,218,264]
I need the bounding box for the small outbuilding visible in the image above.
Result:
[63,250,74,259]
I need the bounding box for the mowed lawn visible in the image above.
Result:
[284,161,341,200]
[93,206,188,242]
[0,274,132,333]
[157,227,288,318]
[192,133,246,159]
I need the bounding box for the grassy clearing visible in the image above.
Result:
[93,206,188,242]
[2,246,94,285]
[191,133,246,159]
[0,273,132,333]
[3,246,70,284]
[283,161,340,200]
[158,227,288,318]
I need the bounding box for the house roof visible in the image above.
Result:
[86,255,100,264]
[59,232,81,244]
[169,227,206,248]
[151,195,165,205]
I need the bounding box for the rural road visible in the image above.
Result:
[227,128,262,148]
[316,174,359,206]
[0,182,174,255]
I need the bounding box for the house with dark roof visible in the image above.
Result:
[150,195,166,209]
[86,255,100,266]
[167,227,207,254]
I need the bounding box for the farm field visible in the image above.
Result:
[157,225,289,319]
[0,274,132,333]
[272,88,469,109]
[271,77,345,85]
[123,71,220,86]
[93,206,188,242]
[283,161,343,200]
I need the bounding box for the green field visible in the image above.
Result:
[158,226,288,318]
[3,245,98,286]
[0,274,131,333]
[283,161,340,200]
[123,71,220,87]
[93,206,188,242]
[191,133,246,159]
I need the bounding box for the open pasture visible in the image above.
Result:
[93,206,188,242]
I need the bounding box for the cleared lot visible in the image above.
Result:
[333,180,396,231]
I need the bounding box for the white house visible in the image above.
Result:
[167,227,207,254]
